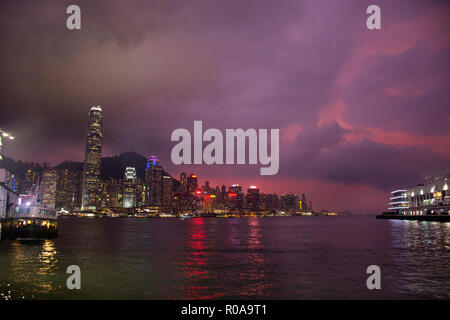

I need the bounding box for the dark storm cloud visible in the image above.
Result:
[280,121,448,190]
[341,46,450,136]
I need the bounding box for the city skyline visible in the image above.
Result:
[0,1,449,214]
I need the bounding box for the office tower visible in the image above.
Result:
[56,169,82,210]
[187,173,198,201]
[280,193,299,213]
[228,184,244,210]
[104,178,123,208]
[202,193,214,213]
[179,172,187,207]
[41,167,57,208]
[204,181,211,193]
[246,186,260,211]
[81,106,103,210]
[162,175,173,208]
[23,164,40,194]
[136,177,145,208]
[301,193,307,210]
[267,193,279,211]
[145,155,163,206]
[123,167,137,208]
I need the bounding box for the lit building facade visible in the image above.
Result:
[0,168,17,219]
[280,193,300,213]
[388,171,450,216]
[145,155,163,206]
[123,167,137,208]
[81,106,103,210]
[41,167,58,209]
[246,186,260,211]
[228,184,244,210]
[388,190,409,214]
[162,175,173,209]
[104,178,123,208]
[56,168,82,210]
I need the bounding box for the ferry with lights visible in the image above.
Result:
[10,194,58,239]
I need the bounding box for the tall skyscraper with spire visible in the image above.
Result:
[81,106,103,209]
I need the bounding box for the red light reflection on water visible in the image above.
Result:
[177,218,223,299]
[176,217,275,299]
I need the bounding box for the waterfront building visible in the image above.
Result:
[406,172,449,215]
[0,168,17,219]
[388,190,409,214]
[81,106,103,210]
[41,167,58,209]
[388,170,450,216]
[123,167,137,208]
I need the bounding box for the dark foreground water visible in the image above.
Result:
[0,216,449,300]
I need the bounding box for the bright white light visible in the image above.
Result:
[444,184,448,191]
[2,132,8,137]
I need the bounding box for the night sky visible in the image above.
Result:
[0,0,449,213]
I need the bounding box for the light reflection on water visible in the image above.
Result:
[0,216,449,299]
[2,240,58,299]
[388,221,450,299]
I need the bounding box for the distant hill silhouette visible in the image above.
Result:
[1,152,177,184]
[101,152,148,179]
[0,157,42,180]
[56,160,83,171]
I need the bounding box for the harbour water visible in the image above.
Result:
[0,216,449,299]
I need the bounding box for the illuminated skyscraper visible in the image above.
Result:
[228,184,244,210]
[123,167,137,208]
[41,167,57,209]
[162,175,173,208]
[187,174,198,203]
[246,186,260,211]
[145,155,163,206]
[81,106,103,210]
[56,168,82,210]
[180,172,187,207]
[280,193,299,213]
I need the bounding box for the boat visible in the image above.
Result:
[10,194,58,240]
[180,213,192,219]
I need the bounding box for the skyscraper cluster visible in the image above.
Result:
[2,106,312,215]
